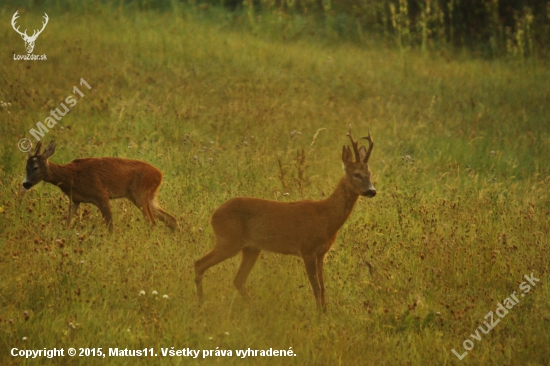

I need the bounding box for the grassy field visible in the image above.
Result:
[1,4,549,365]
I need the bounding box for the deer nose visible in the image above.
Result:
[364,189,376,198]
[23,182,32,189]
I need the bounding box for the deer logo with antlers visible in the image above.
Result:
[11,11,49,54]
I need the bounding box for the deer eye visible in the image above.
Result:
[33,167,38,171]
[353,173,361,179]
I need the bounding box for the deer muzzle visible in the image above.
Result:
[363,189,376,198]
[362,182,376,197]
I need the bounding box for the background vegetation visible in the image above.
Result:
[1,0,549,364]
[221,0,550,59]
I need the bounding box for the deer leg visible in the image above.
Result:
[144,202,156,226]
[151,199,178,231]
[153,208,178,231]
[136,201,155,225]
[130,195,157,227]
[145,189,158,226]
[67,201,80,227]
[303,255,323,312]
[96,200,113,233]
[317,253,327,313]
[233,247,261,300]
[195,243,241,301]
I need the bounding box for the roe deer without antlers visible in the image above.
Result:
[22,141,178,232]
[195,126,376,312]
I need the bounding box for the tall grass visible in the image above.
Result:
[0,3,549,365]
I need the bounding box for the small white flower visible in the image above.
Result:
[152,290,158,296]
[209,336,213,340]
[224,332,229,336]
[22,337,27,341]
[163,294,169,299]
[139,290,146,296]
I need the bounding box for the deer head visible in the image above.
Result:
[23,140,56,191]
[11,11,49,54]
[342,125,376,197]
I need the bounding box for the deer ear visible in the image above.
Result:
[341,145,353,165]
[43,141,56,158]
[358,146,367,162]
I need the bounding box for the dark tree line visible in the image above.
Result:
[220,0,550,55]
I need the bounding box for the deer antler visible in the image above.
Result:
[33,140,43,156]
[11,11,28,38]
[347,124,374,163]
[362,130,374,163]
[347,124,361,163]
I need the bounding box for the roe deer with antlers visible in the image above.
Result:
[22,141,178,232]
[195,126,376,312]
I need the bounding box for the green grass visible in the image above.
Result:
[1,4,549,365]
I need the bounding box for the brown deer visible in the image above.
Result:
[195,126,376,312]
[22,141,178,232]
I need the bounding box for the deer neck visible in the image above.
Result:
[43,160,72,189]
[323,176,359,234]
